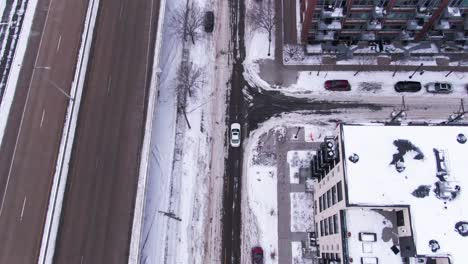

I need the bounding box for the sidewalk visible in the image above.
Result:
[276,127,321,264]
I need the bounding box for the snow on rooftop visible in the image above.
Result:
[345,208,404,264]
[342,124,468,262]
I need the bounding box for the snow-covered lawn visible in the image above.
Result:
[292,241,314,264]
[140,0,231,263]
[245,0,275,64]
[247,165,278,263]
[287,151,315,184]
[304,124,335,142]
[290,192,314,232]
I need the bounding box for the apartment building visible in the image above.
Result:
[310,124,468,263]
[299,0,468,44]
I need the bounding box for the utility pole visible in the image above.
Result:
[47,79,74,101]
[389,96,407,124]
[158,211,182,221]
[409,63,423,79]
[440,99,466,125]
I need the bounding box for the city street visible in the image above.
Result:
[53,0,161,263]
[0,0,89,262]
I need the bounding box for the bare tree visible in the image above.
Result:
[249,0,278,56]
[179,62,204,97]
[284,44,304,62]
[170,2,204,44]
[176,62,205,128]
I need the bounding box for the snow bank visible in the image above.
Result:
[128,0,166,261]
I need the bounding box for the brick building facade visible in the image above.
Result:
[300,0,468,44]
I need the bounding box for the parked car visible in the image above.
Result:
[425,82,453,94]
[394,81,421,92]
[204,11,214,32]
[230,123,241,147]
[251,247,264,264]
[324,80,351,91]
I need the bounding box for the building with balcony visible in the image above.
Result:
[299,0,468,44]
[310,124,468,263]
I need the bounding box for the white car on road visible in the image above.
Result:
[230,123,241,147]
[425,82,453,94]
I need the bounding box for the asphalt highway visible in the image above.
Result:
[0,0,89,262]
[53,0,161,263]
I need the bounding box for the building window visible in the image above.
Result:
[327,190,332,208]
[332,185,337,205]
[348,12,369,20]
[320,220,324,236]
[337,181,343,201]
[333,214,339,233]
[396,210,405,227]
[319,196,323,212]
[329,216,334,234]
[324,219,329,235]
[324,192,328,210]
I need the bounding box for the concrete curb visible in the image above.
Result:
[37,0,100,263]
[128,0,167,262]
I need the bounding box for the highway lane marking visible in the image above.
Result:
[20,197,26,222]
[56,35,61,52]
[40,109,45,128]
[107,76,112,95]
[80,255,84,264]
[0,0,57,217]
[119,1,125,20]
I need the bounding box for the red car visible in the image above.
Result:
[324,80,351,91]
[251,247,264,264]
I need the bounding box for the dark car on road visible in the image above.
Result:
[204,11,214,32]
[324,80,351,91]
[252,247,264,264]
[394,81,421,92]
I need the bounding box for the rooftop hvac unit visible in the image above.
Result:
[323,136,337,162]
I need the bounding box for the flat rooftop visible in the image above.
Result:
[345,208,404,264]
[341,124,468,262]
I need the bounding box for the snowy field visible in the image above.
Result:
[290,192,314,233]
[287,150,315,184]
